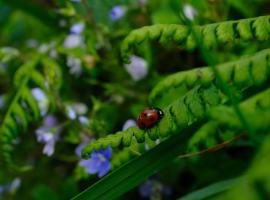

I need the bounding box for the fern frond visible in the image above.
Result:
[111,148,137,170]
[41,57,63,90]
[0,58,52,171]
[13,103,29,130]
[149,48,270,106]
[209,87,270,129]
[188,87,270,151]
[121,15,270,63]
[30,71,47,91]
[21,87,40,120]
[82,85,221,159]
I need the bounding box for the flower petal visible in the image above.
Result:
[122,119,137,131]
[42,140,55,156]
[139,180,152,197]
[31,88,49,116]
[124,55,148,81]
[66,105,77,120]
[109,6,126,21]
[43,115,58,127]
[99,147,112,160]
[90,151,100,159]
[78,159,90,168]
[85,157,102,174]
[36,131,53,143]
[98,161,110,177]
[64,35,83,49]
[70,23,84,35]
[75,141,88,157]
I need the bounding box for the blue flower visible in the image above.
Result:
[63,22,84,49]
[35,115,61,156]
[65,102,89,124]
[31,88,49,116]
[0,185,7,196]
[122,119,137,131]
[124,55,148,81]
[76,143,112,178]
[109,6,126,21]
[183,4,197,20]
[63,34,84,49]
[0,94,6,109]
[139,179,171,198]
[0,177,21,196]
[70,23,84,35]
[8,178,21,193]
[78,116,89,125]
[66,56,82,76]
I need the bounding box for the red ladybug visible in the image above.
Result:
[137,107,164,129]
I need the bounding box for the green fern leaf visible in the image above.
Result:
[82,85,221,159]
[22,88,40,120]
[12,103,28,130]
[0,58,50,171]
[149,48,270,106]
[121,15,270,63]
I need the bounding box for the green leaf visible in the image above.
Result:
[31,71,47,91]
[12,103,28,130]
[72,120,203,200]
[178,178,241,200]
[0,47,19,62]
[22,88,40,120]
[1,0,59,27]
[32,184,59,200]
[5,116,18,136]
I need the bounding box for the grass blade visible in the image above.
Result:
[178,178,242,200]
[72,121,203,200]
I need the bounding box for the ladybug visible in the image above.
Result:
[137,107,164,129]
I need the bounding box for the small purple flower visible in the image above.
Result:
[139,180,152,198]
[124,55,148,81]
[63,22,84,48]
[0,185,7,195]
[66,56,82,76]
[31,88,49,116]
[35,115,60,156]
[78,116,89,125]
[76,142,112,178]
[0,94,6,109]
[63,34,83,49]
[65,102,88,120]
[122,119,137,131]
[0,177,21,196]
[139,179,171,198]
[183,4,197,20]
[66,105,77,120]
[9,178,21,193]
[109,6,126,21]
[70,23,84,35]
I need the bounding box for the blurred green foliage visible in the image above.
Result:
[0,0,270,199]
